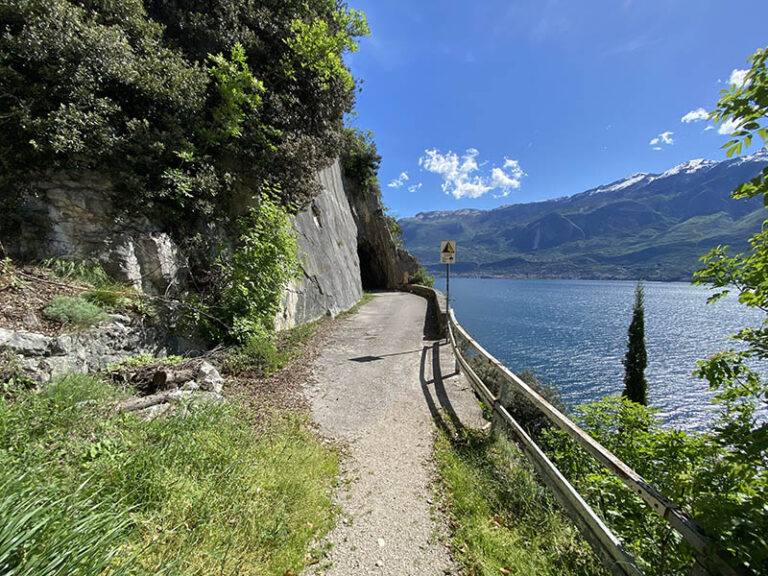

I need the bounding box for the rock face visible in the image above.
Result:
[276,161,363,329]
[9,173,187,295]
[0,319,195,382]
[343,174,419,290]
[5,160,418,334]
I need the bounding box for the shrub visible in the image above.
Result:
[82,288,136,311]
[542,396,712,574]
[222,326,283,376]
[504,370,569,440]
[341,128,381,191]
[410,265,435,287]
[216,195,299,343]
[465,356,567,441]
[43,296,109,328]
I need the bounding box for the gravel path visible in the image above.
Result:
[305,292,485,576]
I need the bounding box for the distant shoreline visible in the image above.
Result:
[425,271,696,283]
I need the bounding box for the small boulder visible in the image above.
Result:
[181,380,200,392]
[197,361,225,394]
[0,327,52,357]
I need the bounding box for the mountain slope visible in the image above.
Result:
[399,151,768,281]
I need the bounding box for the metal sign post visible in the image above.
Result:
[440,240,456,322]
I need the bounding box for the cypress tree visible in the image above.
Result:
[622,282,648,405]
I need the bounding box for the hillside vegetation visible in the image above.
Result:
[1,0,366,221]
[0,3,368,574]
[0,0,369,345]
[400,152,768,280]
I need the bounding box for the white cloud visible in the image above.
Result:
[718,117,743,135]
[681,108,709,123]
[407,182,423,193]
[491,158,525,196]
[650,131,674,148]
[729,69,748,86]
[418,148,525,199]
[704,125,715,131]
[387,171,409,188]
[649,131,673,149]
[503,158,522,170]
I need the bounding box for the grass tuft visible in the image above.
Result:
[337,292,375,318]
[0,373,339,575]
[43,295,109,328]
[434,425,605,576]
[42,258,113,287]
[42,257,144,314]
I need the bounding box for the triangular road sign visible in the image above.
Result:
[440,241,456,263]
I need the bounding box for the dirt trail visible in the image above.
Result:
[305,291,485,576]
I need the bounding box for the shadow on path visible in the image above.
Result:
[421,295,442,340]
[348,348,423,363]
[420,341,465,434]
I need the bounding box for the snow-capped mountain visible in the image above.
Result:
[400,150,768,280]
[658,158,717,178]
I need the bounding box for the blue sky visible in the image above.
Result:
[345,0,768,217]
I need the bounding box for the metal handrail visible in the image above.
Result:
[447,309,748,576]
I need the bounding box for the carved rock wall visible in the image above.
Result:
[276,160,363,329]
[343,174,419,290]
[5,160,415,335]
[9,174,187,296]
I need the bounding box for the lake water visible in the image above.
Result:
[436,277,766,430]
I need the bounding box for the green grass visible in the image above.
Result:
[42,257,115,287]
[42,295,109,328]
[434,426,605,576]
[223,319,322,377]
[43,257,144,313]
[0,374,339,575]
[0,472,136,576]
[338,292,375,318]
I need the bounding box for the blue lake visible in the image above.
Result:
[436,277,766,430]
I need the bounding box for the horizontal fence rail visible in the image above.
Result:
[447,309,749,576]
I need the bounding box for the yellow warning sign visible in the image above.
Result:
[440,241,456,264]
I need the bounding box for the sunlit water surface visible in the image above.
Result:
[437,278,766,431]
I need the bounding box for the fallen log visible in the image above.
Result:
[116,390,179,413]
[152,368,197,390]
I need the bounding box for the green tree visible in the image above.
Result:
[622,282,648,405]
[692,45,768,571]
[142,0,370,210]
[0,0,370,346]
[1,0,370,226]
[542,396,709,575]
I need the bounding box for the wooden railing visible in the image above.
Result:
[446,308,749,576]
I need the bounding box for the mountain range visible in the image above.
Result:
[399,150,768,281]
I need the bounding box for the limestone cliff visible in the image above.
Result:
[3,159,417,333]
[342,172,419,290]
[276,161,363,329]
[6,173,187,296]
